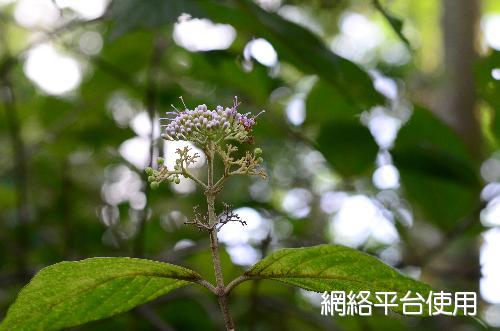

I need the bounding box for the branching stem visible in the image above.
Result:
[160,102,266,330]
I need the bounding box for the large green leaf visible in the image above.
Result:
[393,105,481,230]
[306,80,363,123]
[186,50,281,103]
[107,0,203,39]
[245,245,432,314]
[316,121,378,177]
[305,80,378,177]
[0,258,202,330]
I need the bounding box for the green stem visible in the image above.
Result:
[206,141,235,331]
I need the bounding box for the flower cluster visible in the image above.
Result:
[147,97,267,191]
[161,97,263,145]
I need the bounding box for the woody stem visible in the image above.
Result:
[206,141,235,331]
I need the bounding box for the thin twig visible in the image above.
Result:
[372,0,412,51]
[184,171,207,189]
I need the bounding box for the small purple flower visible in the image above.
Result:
[161,97,264,145]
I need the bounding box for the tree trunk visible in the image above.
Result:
[441,0,481,154]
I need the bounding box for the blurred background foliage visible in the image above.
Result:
[1,0,500,330]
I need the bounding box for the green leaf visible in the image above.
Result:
[315,121,378,177]
[393,105,481,230]
[107,0,203,39]
[106,0,383,108]
[245,245,433,314]
[201,0,383,109]
[186,50,281,103]
[306,80,363,123]
[475,50,500,145]
[0,258,202,331]
[306,80,378,177]
[475,50,500,111]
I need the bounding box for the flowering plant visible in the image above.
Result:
[145,97,266,329]
[146,97,267,329]
[0,98,433,331]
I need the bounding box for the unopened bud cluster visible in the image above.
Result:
[145,147,200,189]
[145,157,180,189]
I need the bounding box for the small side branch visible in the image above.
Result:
[214,144,266,192]
[183,170,206,190]
[372,0,412,51]
[195,278,217,295]
[185,203,245,232]
[216,203,246,231]
[185,205,211,231]
[225,275,251,295]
